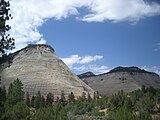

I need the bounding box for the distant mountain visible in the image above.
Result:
[78,72,95,79]
[79,66,160,96]
[0,44,94,97]
[108,66,156,74]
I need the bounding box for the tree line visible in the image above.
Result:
[1,78,160,120]
[0,78,100,120]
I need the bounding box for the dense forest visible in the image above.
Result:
[0,79,160,120]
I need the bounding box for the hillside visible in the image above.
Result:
[0,44,94,97]
[79,66,160,96]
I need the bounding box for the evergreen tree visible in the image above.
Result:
[0,80,6,103]
[96,91,100,99]
[142,85,146,93]
[81,92,86,100]
[87,92,92,101]
[34,91,43,109]
[32,107,56,120]
[30,96,35,107]
[5,101,30,120]
[0,0,14,56]
[2,85,6,101]
[26,92,30,107]
[60,90,66,105]
[93,91,96,100]
[41,95,45,107]
[5,79,24,108]
[0,78,6,117]
[46,92,54,106]
[92,91,99,100]
[108,106,135,120]
[68,92,75,103]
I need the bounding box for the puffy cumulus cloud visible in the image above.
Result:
[73,65,109,74]
[61,55,81,68]
[61,54,108,74]
[61,54,103,67]
[82,0,160,22]
[79,55,103,64]
[8,0,92,51]
[142,66,160,75]
[8,0,160,51]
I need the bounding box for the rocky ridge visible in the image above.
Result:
[78,72,95,79]
[79,66,160,96]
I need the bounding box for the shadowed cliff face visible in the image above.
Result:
[0,44,94,97]
[80,67,160,96]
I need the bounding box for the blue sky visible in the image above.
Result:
[8,0,160,74]
[39,15,160,74]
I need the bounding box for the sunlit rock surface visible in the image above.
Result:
[80,67,160,96]
[0,44,94,97]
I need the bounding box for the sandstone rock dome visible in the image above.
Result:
[0,44,94,97]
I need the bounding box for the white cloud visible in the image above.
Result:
[8,0,160,51]
[36,38,46,44]
[73,65,109,74]
[8,0,92,51]
[61,55,81,67]
[61,54,103,67]
[61,54,108,74]
[79,55,103,64]
[142,66,160,75]
[82,0,160,22]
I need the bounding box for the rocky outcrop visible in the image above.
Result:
[0,44,94,97]
[78,72,95,79]
[80,66,160,96]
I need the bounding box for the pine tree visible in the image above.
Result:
[31,96,35,107]
[96,91,100,99]
[93,91,96,100]
[34,91,42,109]
[142,85,146,93]
[0,0,14,56]
[0,81,6,103]
[93,91,100,100]
[46,92,54,106]
[6,101,30,120]
[87,92,92,101]
[0,78,6,117]
[81,92,86,101]
[41,96,45,107]
[68,92,75,103]
[60,90,66,105]
[26,92,30,107]
[5,79,24,108]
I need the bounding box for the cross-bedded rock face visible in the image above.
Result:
[0,44,94,97]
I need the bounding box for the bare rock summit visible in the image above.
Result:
[80,66,160,96]
[0,44,94,97]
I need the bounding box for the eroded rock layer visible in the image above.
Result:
[0,44,94,97]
